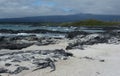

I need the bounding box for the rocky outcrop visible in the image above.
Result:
[0,43,32,50]
[0,35,61,50]
[0,49,73,74]
[0,68,8,73]
[66,32,120,50]
[66,31,90,39]
[10,66,29,74]
[0,29,67,34]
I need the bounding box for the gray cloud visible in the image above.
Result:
[0,0,120,18]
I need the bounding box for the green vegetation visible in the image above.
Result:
[60,19,120,26]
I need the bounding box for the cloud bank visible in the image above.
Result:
[0,0,120,18]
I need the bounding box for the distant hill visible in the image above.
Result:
[60,19,120,26]
[0,13,120,22]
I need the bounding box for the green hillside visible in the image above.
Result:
[60,19,120,26]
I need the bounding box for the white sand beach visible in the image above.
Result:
[1,41,120,76]
[22,44,120,76]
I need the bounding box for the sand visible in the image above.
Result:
[16,44,120,76]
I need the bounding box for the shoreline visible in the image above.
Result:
[0,25,120,76]
[1,43,120,76]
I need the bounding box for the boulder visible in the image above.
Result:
[5,63,11,67]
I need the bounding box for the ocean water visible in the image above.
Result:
[0,24,73,38]
[0,24,105,38]
[0,24,75,32]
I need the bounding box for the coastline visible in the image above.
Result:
[1,43,120,76]
[0,25,120,76]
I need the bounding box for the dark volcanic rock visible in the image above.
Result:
[10,66,29,74]
[33,58,56,72]
[99,60,105,62]
[0,29,67,34]
[0,35,61,50]
[0,68,8,73]
[0,49,72,74]
[53,49,73,57]
[5,63,12,67]
[11,59,21,62]
[66,32,120,50]
[0,43,32,50]
[67,31,90,39]
[66,42,84,50]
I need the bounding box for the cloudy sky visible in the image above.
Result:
[0,0,120,18]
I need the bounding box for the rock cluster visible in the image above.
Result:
[0,49,73,75]
[0,35,61,50]
[0,29,67,34]
[66,31,120,50]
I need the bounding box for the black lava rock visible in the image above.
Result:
[5,63,12,67]
[0,68,8,73]
[10,66,29,74]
